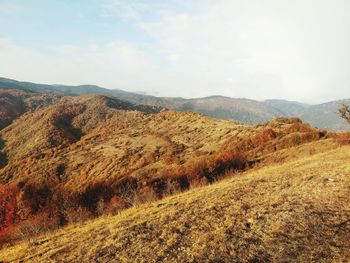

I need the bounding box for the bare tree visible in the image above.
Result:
[339,104,350,124]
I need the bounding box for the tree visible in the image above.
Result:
[338,104,350,124]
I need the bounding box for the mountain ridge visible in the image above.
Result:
[0,77,349,130]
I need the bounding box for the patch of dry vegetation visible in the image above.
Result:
[0,93,341,248]
[1,146,349,262]
[0,83,349,262]
[334,132,350,146]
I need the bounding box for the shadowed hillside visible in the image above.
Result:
[0,89,60,129]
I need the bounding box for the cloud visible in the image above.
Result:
[1,0,350,102]
[101,0,152,22]
[136,0,350,102]
[0,38,160,91]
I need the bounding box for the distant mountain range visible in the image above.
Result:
[0,77,349,131]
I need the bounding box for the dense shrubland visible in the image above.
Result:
[0,148,248,246]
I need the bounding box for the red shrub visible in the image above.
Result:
[0,183,20,230]
[286,122,313,133]
[0,182,66,247]
[0,183,20,246]
[259,128,277,143]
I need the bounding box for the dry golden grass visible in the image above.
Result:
[0,95,251,184]
[0,94,260,245]
[0,94,338,247]
[1,145,349,262]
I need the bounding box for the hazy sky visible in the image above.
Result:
[0,0,349,103]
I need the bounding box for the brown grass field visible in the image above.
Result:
[1,143,349,262]
[0,91,349,262]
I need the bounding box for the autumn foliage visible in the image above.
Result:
[0,113,331,247]
[334,132,350,145]
[0,147,249,247]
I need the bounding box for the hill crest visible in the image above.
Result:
[1,77,349,130]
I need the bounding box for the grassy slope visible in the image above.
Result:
[0,96,250,185]
[1,145,349,262]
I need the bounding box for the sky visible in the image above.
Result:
[0,0,350,103]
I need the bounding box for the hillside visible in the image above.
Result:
[264,99,310,116]
[0,76,170,107]
[0,95,162,162]
[1,77,349,130]
[0,89,60,129]
[301,100,350,131]
[0,93,255,245]
[0,77,278,124]
[177,96,280,124]
[0,91,334,247]
[1,144,349,262]
[0,90,348,262]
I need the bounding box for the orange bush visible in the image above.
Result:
[335,132,350,145]
[259,128,277,143]
[12,211,59,241]
[157,147,248,191]
[286,122,317,133]
[0,183,21,246]
[133,187,158,205]
[105,196,130,215]
[189,176,208,189]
